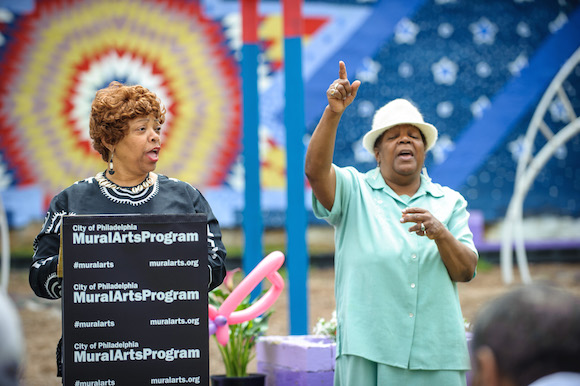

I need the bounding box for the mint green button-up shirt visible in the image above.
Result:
[312,166,477,370]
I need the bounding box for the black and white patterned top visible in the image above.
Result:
[30,173,227,299]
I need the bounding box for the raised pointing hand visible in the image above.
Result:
[327,61,361,113]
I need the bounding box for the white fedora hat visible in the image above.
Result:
[362,99,438,154]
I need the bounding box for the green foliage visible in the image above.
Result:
[476,258,494,273]
[209,287,272,378]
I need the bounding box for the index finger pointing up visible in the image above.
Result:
[339,60,348,80]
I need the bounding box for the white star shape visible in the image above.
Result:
[438,23,454,39]
[516,22,531,38]
[469,17,498,45]
[430,135,456,165]
[431,57,458,85]
[357,100,376,118]
[398,62,414,78]
[436,101,454,118]
[356,57,382,84]
[476,62,492,78]
[508,135,529,163]
[508,53,528,76]
[549,12,568,33]
[471,96,491,119]
[394,18,420,45]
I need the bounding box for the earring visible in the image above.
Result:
[109,153,115,175]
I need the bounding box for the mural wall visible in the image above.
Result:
[0,0,579,230]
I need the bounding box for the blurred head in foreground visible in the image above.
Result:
[0,292,24,386]
[471,283,580,386]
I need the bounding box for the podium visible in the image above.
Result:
[60,214,209,385]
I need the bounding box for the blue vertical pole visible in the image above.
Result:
[283,0,308,335]
[241,0,263,291]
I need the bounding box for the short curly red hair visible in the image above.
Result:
[89,81,166,161]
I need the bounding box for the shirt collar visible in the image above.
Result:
[364,167,444,201]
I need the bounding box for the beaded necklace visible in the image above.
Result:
[95,171,154,194]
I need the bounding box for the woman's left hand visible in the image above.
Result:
[402,207,478,281]
[400,207,444,240]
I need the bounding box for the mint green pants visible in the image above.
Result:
[334,355,467,386]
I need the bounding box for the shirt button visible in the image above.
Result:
[411,254,417,259]
[409,313,414,318]
[411,283,416,289]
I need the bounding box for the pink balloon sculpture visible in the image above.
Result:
[208,251,285,346]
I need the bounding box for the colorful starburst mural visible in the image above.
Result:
[1,0,578,231]
[0,0,241,197]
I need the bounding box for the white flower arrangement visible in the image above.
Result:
[313,312,470,342]
[313,310,337,342]
[464,319,471,331]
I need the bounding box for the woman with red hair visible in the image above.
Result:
[29,81,227,378]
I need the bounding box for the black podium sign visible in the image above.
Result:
[61,214,209,386]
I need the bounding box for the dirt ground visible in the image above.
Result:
[7,261,580,386]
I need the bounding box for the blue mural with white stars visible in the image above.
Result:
[0,0,579,229]
[305,0,580,222]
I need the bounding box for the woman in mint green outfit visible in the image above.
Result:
[305,61,478,386]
